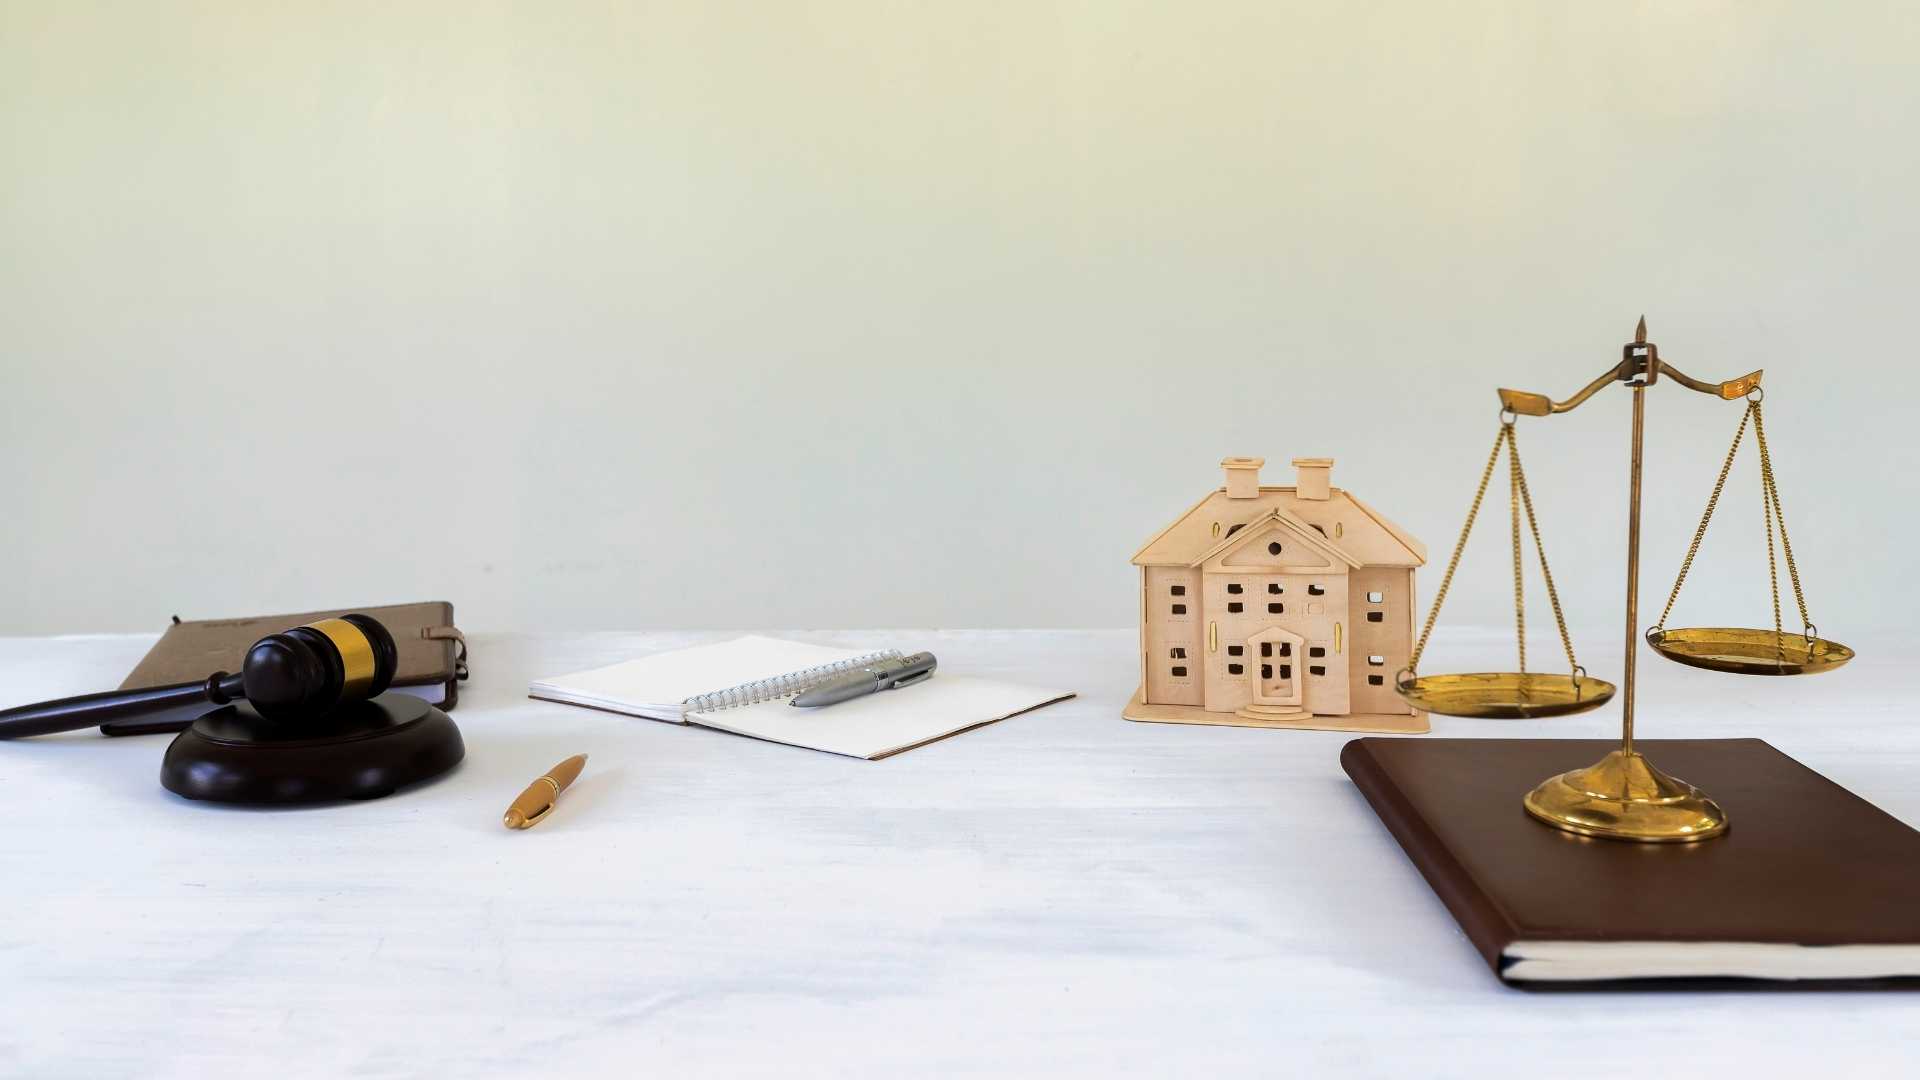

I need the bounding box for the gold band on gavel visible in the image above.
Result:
[307,618,377,698]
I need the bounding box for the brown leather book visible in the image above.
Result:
[1343,737,1920,986]
[120,602,468,709]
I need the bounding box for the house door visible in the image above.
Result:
[1246,627,1304,708]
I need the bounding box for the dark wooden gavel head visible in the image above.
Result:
[0,613,402,739]
[225,614,400,721]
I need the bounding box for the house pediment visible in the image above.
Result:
[1193,509,1361,574]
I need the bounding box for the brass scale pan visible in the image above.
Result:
[1405,626,1850,718]
[1397,671,1616,720]
[1400,629,1856,721]
[1645,626,1853,676]
[1404,628,1852,725]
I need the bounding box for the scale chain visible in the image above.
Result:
[1654,403,1750,630]
[1407,422,1508,673]
[1752,402,1813,636]
[1508,423,1581,676]
[1655,398,1815,646]
[1509,422,1526,673]
[1761,430,1783,638]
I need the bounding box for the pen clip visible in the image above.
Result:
[889,669,934,689]
[521,802,555,827]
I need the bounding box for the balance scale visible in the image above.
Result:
[1396,318,1853,843]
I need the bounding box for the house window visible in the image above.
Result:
[1261,664,1272,679]
[1228,663,1244,675]
[1227,583,1243,594]
[1267,541,1282,556]
[1228,645,1244,657]
[1310,665,1327,676]
[1170,648,1186,659]
[1278,642,1292,657]
[1228,602,1243,613]
[1171,585,1186,596]
[1308,584,1325,596]
[1309,646,1326,658]
[1171,665,1188,678]
[1368,674,1385,686]
[1171,604,1187,615]
[1279,664,1292,679]
[1367,591,1384,604]
[1268,583,1282,594]
[1260,642,1273,658]
[1268,602,1283,614]
[1227,523,1245,536]
[1368,655,1385,666]
[1367,612,1384,623]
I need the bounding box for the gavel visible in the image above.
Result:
[0,614,399,739]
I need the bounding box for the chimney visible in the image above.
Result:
[1292,457,1333,500]
[1221,457,1263,499]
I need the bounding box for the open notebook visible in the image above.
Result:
[528,636,1074,759]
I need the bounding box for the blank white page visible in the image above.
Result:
[528,636,873,722]
[687,674,1074,759]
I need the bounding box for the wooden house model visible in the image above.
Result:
[1123,457,1430,734]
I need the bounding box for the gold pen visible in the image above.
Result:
[503,754,588,829]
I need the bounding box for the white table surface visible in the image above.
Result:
[1,627,1916,1078]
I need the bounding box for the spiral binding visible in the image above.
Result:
[683,650,903,713]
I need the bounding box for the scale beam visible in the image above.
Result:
[1498,362,1762,415]
[1497,317,1761,415]
[1658,361,1764,401]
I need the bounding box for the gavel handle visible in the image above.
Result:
[98,714,201,737]
[0,678,222,739]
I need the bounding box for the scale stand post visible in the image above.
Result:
[1504,318,1758,842]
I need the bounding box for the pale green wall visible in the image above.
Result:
[3,2,1914,633]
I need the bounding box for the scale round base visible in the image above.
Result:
[1523,749,1728,843]
[1647,626,1853,676]
[1395,671,1615,719]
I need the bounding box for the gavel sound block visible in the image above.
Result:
[0,615,464,805]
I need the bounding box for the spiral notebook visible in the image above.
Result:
[528,636,1074,759]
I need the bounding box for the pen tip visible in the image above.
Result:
[503,810,526,829]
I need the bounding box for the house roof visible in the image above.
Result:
[1187,506,1364,569]
[1132,485,1427,568]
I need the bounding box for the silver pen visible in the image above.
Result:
[790,652,938,708]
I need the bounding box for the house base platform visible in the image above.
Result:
[1122,687,1429,734]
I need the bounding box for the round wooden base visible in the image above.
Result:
[161,693,465,805]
